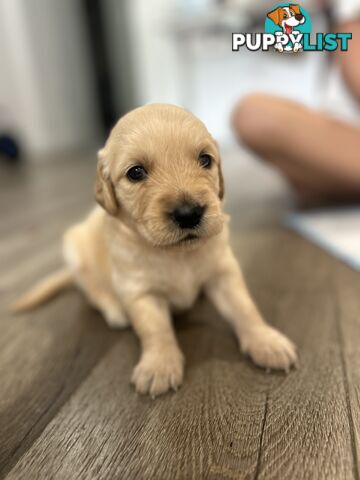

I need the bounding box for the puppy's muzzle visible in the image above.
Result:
[170,202,205,229]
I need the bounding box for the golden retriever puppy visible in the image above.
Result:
[13,104,297,396]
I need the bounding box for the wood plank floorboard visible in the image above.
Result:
[0,153,359,479]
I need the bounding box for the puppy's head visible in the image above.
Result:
[267,5,304,30]
[96,104,225,248]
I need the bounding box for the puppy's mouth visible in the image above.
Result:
[173,233,200,246]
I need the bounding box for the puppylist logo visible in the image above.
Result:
[232,3,352,53]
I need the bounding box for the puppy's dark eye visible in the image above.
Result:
[199,153,212,169]
[126,165,147,182]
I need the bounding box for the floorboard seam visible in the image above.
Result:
[0,339,113,479]
[0,381,67,480]
[254,392,269,480]
[0,346,82,479]
[335,296,360,480]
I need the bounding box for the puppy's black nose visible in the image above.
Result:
[170,203,205,229]
[295,14,303,21]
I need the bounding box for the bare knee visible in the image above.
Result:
[231,93,290,154]
[336,20,360,102]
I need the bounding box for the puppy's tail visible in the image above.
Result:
[10,268,73,313]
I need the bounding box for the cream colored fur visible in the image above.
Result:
[13,104,297,396]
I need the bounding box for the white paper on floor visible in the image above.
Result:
[285,207,360,272]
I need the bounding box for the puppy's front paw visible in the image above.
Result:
[241,326,297,372]
[131,348,184,397]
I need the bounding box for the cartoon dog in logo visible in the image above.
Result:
[267,4,305,52]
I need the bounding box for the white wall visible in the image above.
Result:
[0,0,100,157]
[104,0,183,109]
[112,0,328,146]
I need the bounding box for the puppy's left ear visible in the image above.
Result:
[95,149,119,216]
[290,4,301,14]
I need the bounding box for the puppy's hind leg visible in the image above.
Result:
[63,229,129,329]
[72,265,129,329]
[91,290,129,330]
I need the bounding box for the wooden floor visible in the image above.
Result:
[1,151,360,480]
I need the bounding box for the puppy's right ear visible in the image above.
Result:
[218,161,225,200]
[267,8,281,26]
[290,4,301,15]
[95,149,119,216]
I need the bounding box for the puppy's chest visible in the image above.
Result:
[116,249,209,310]
[166,266,203,310]
[149,256,206,310]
